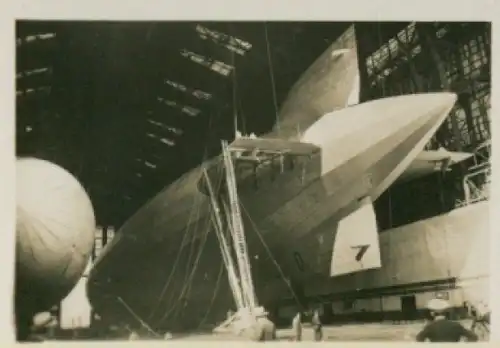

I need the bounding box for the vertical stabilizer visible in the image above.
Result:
[346,71,360,106]
[330,197,382,276]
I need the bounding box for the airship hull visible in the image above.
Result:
[15,158,96,334]
[87,93,456,332]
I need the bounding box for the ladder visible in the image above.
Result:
[204,141,265,335]
[202,169,244,310]
[221,140,258,311]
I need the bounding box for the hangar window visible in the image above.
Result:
[16,67,51,79]
[157,97,201,117]
[16,32,56,46]
[147,119,184,135]
[159,137,175,146]
[165,79,188,92]
[16,86,51,97]
[107,227,115,242]
[196,24,252,56]
[397,22,416,44]
[94,226,103,257]
[146,132,176,146]
[192,89,212,100]
[144,161,157,169]
[182,106,200,117]
[436,26,448,39]
[164,79,213,101]
[180,49,234,77]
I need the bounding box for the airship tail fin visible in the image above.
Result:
[330,197,382,277]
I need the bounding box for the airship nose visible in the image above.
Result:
[405,92,457,118]
[387,92,457,135]
[363,92,457,136]
[301,91,457,176]
[302,92,457,146]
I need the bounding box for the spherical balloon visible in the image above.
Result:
[16,158,96,315]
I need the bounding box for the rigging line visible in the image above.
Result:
[231,47,238,135]
[181,189,205,283]
[157,209,213,326]
[117,296,160,337]
[176,169,225,312]
[149,170,207,317]
[147,199,201,320]
[238,92,247,135]
[169,195,221,323]
[150,106,218,319]
[154,110,217,316]
[239,200,305,309]
[156,167,224,326]
[153,190,204,321]
[183,170,224,298]
[228,22,247,135]
[196,261,224,330]
[264,22,280,134]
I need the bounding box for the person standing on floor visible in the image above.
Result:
[292,312,302,341]
[470,301,490,337]
[416,298,478,342]
[311,309,323,341]
[256,315,277,341]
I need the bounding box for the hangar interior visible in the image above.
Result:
[16,21,491,336]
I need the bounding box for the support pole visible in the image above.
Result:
[203,169,245,310]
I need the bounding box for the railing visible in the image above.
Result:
[455,141,491,208]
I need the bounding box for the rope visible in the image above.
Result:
[264,22,280,134]
[239,200,305,309]
[155,167,224,327]
[231,48,238,135]
[149,107,221,321]
[156,208,213,326]
[180,191,205,288]
[180,169,226,310]
[117,296,160,337]
[196,261,225,330]
[147,185,204,320]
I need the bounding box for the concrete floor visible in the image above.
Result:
[175,320,489,342]
[37,319,488,342]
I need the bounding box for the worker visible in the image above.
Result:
[292,312,302,341]
[470,302,490,334]
[311,309,323,341]
[256,316,277,341]
[415,298,478,342]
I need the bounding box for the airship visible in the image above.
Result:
[15,158,96,339]
[86,26,459,334]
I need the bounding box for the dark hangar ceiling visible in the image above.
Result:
[16,21,355,226]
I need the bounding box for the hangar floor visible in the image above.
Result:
[33,319,488,342]
[173,320,488,342]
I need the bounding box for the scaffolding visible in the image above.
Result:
[456,140,491,207]
[204,140,266,336]
[356,22,491,230]
[357,22,490,153]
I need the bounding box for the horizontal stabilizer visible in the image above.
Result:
[398,148,474,183]
[230,136,320,157]
[330,197,381,277]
